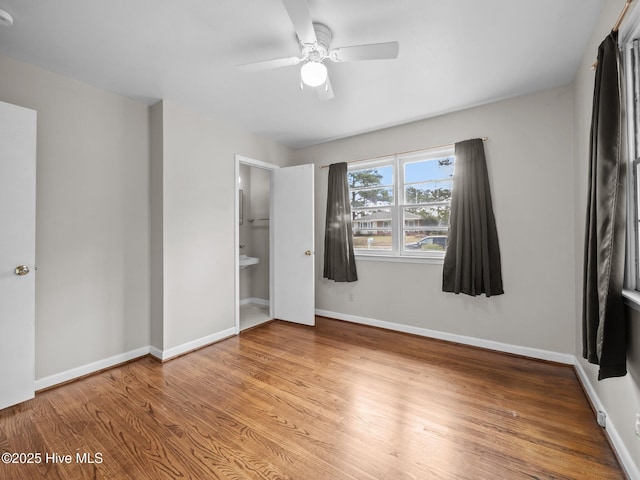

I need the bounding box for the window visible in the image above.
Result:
[348,147,455,259]
[624,36,640,290]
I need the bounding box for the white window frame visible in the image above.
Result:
[348,146,455,262]
[618,3,640,308]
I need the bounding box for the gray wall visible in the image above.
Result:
[238,163,253,301]
[150,102,164,352]
[151,100,291,353]
[238,163,270,303]
[572,0,640,475]
[0,54,151,379]
[293,85,576,356]
[0,53,291,376]
[249,166,271,302]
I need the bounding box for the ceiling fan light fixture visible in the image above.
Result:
[300,60,327,87]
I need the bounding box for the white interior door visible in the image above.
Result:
[272,164,315,326]
[0,101,37,410]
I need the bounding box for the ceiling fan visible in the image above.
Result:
[238,0,400,101]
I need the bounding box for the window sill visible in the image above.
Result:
[355,254,444,265]
[622,289,640,313]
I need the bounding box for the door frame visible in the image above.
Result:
[234,154,278,334]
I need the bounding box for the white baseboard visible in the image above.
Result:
[316,309,575,364]
[35,346,151,391]
[574,361,639,480]
[240,297,270,307]
[35,327,238,389]
[149,345,163,359]
[151,327,237,362]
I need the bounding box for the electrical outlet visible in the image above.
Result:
[635,413,640,438]
[597,411,606,428]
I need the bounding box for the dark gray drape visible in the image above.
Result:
[583,31,627,380]
[324,162,358,282]
[442,138,503,297]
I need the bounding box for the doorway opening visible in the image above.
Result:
[235,155,277,332]
[235,156,316,332]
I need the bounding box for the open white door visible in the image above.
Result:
[0,101,37,410]
[272,164,315,326]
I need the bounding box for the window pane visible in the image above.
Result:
[634,40,640,154]
[404,179,452,204]
[352,208,393,251]
[636,161,640,286]
[348,166,393,188]
[404,206,449,252]
[350,187,394,208]
[404,156,454,184]
[403,206,450,231]
[403,231,448,252]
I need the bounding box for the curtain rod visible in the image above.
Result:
[591,0,633,70]
[319,137,488,169]
[614,0,633,32]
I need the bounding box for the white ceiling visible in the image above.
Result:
[0,0,603,148]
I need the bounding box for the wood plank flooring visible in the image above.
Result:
[0,317,625,479]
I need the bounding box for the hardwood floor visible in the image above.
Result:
[0,317,625,479]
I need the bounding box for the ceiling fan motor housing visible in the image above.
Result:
[300,22,332,60]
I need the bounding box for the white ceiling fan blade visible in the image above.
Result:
[329,41,399,62]
[281,0,317,45]
[238,56,301,72]
[316,76,334,102]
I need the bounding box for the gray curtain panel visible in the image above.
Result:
[583,31,627,380]
[442,138,503,297]
[323,162,358,282]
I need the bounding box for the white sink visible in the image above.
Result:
[239,254,260,270]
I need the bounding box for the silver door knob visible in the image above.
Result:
[14,265,30,276]
[305,250,312,256]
